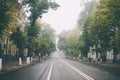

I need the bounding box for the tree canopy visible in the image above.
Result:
[77,0,120,62]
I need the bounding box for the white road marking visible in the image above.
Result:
[47,62,54,80]
[61,59,94,80]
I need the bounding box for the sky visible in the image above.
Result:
[41,0,86,34]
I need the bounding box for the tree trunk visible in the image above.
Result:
[95,44,98,62]
[26,48,30,64]
[0,38,2,58]
[113,49,117,63]
[30,57,33,63]
[0,41,2,71]
[19,49,23,65]
[102,50,107,63]
[0,58,2,71]
[26,57,30,64]
[19,57,22,65]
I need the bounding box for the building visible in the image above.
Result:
[1,30,18,62]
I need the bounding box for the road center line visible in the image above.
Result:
[60,59,94,80]
[47,62,54,80]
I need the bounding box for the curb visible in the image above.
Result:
[0,61,39,76]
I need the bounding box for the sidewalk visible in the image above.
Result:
[100,62,120,69]
[83,61,120,69]
[0,59,39,75]
[77,58,120,69]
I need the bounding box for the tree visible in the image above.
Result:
[57,31,68,55]
[85,0,113,62]
[10,27,26,65]
[67,27,81,57]
[0,0,24,68]
[92,0,120,62]
[25,22,56,59]
[77,0,97,28]
[77,0,98,57]
[25,22,41,57]
[0,0,9,37]
[22,0,59,26]
[0,0,20,59]
[88,14,100,59]
[39,23,56,56]
[105,0,120,62]
[58,28,83,58]
[79,0,120,63]
[22,0,59,60]
[10,27,26,59]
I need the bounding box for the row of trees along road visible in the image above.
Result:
[58,28,84,59]
[58,0,120,63]
[0,0,59,69]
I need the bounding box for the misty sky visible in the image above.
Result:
[42,0,87,34]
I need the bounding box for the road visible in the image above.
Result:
[0,51,120,80]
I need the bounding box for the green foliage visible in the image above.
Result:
[0,0,20,36]
[25,21,41,56]
[10,27,26,56]
[77,0,98,57]
[22,0,59,26]
[77,0,120,62]
[58,40,67,52]
[80,15,94,57]
[77,0,97,28]
[0,0,10,36]
[93,0,120,58]
[39,24,56,55]
[58,28,83,57]
[40,38,56,55]
[0,0,21,58]
[57,31,68,54]
[105,0,120,56]
[22,0,59,56]
[49,1,60,10]
[26,22,41,38]
[41,24,55,40]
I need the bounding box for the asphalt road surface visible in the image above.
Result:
[0,51,120,80]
